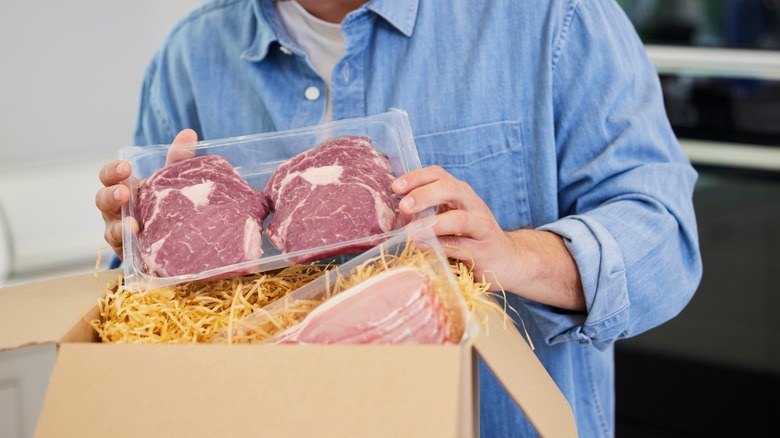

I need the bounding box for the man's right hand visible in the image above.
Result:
[96,129,198,259]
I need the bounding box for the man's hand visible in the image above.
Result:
[95,129,198,259]
[393,165,585,311]
[392,165,515,282]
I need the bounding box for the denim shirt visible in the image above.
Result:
[134,0,703,436]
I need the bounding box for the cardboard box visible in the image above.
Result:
[0,269,576,437]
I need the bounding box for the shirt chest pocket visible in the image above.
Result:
[414,121,531,230]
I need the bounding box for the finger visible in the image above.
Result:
[391,165,449,195]
[104,220,124,255]
[437,235,477,269]
[166,129,198,166]
[437,238,500,289]
[105,217,139,259]
[99,160,132,187]
[394,166,485,215]
[432,209,493,241]
[96,184,130,220]
[399,177,482,216]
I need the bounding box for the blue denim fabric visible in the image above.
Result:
[133,0,702,436]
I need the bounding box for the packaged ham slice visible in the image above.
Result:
[272,267,457,345]
[210,229,473,345]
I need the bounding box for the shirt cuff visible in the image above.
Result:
[535,215,630,350]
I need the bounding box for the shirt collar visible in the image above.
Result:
[241,0,284,62]
[241,0,419,62]
[367,0,419,38]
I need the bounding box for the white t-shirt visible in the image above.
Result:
[275,0,346,123]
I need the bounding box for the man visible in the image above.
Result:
[96,1,703,436]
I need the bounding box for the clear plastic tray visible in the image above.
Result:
[209,227,477,345]
[120,109,433,291]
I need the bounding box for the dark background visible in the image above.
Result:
[615,1,780,435]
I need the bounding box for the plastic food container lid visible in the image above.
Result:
[120,109,434,291]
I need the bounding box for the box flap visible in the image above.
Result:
[36,343,465,438]
[0,269,118,351]
[474,307,578,437]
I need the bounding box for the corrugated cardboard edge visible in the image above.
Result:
[474,306,578,438]
[455,337,478,438]
[0,269,118,352]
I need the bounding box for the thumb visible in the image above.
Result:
[166,129,198,166]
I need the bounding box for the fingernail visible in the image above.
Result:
[392,178,407,192]
[113,188,122,201]
[116,163,126,174]
[400,196,414,211]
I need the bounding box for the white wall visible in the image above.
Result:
[0,1,204,286]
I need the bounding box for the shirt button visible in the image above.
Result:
[279,46,292,55]
[304,86,321,101]
[342,63,350,81]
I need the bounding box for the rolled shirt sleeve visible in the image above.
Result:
[532,0,703,350]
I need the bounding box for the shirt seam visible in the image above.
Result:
[144,59,175,141]
[583,302,628,333]
[414,120,519,139]
[551,0,581,72]
[583,348,610,437]
[166,0,249,42]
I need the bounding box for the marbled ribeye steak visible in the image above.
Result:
[136,155,269,278]
[263,136,399,261]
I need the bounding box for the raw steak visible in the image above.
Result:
[264,136,399,261]
[273,267,457,345]
[136,155,269,278]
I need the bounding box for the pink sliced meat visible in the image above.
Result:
[263,136,399,261]
[273,267,458,345]
[336,291,431,344]
[136,155,269,278]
